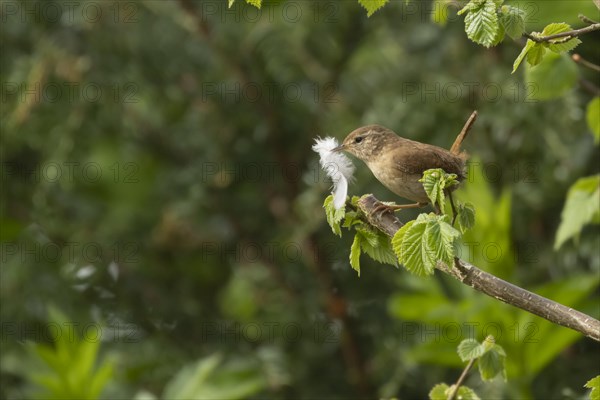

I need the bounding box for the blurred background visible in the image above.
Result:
[1,0,599,399]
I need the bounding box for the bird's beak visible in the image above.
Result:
[332,144,345,153]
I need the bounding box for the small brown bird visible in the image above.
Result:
[333,121,472,210]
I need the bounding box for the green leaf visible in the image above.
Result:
[421,170,442,209]
[163,354,265,400]
[429,383,449,400]
[478,346,506,381]
[26,308,114,400]
[245,0,261,8]
[429,383,481,400]
[29,373,63,396]
[88,359,115,399]
[350,234,362,276]
[341,210,361,228]
[512,39,536,73]
[541,22,571,36]
[513,23,580,71]
[401,218,432,276]
[392,214,460,276]
[392,220,416,268]
[456,202,476,233]
[420,168,458,214]
[163,354,222,399]
[455,386,481,400]
[457,338,485,361]
[491,343,506,357]
[71,339,100,386]
[547,37,581,53]
[555,175,600,249]
[228,0,235,8]
[29,344,62,374]
[437,219,461,263]
[538,23,581,53]
[476,337,507,381]
[481,335,504,353]
[323,195,345,237]
[585,375,600,400]
[462,0,500,48]
[586,97,600,144]
[490,17,505,46]
[357,227,398,267]
[358,0,390,17]
[457,0,485,15]
[393,219,431,276]
[525,52,578,100]
[499,5,525,39]
[526,42,546,66]
[355,225,379,247]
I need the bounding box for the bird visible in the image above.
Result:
[332,117,474,212]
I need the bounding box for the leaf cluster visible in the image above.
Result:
[323,195,397,276]
[585,376,600,400]
[554,175,600,250]
[392,213,459,276]
[513,23,581,73]
[429,336,507,400]
[25,308,113,400]
[324,169,476,277]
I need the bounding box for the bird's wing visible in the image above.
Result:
[392,142,465,179]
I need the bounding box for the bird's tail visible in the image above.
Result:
[450,110,478,155]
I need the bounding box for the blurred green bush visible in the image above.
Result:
[1,1,598,399]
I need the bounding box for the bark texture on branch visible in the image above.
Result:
[357,194,600,342]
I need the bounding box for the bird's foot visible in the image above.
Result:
[372,201,428,216]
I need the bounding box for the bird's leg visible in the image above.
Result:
[372,201,428,216]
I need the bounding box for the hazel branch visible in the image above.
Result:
[523,21,600,43]
[357,194,600,342]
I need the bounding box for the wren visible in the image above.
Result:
[333,124,469,209]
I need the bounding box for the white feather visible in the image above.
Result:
[312,137,355,209]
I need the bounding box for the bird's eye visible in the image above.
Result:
[354,136,363,144]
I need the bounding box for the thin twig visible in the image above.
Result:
[450,110,478,155]
[579,14,599,25]
[523,22,600,43]
[447,358,476,400]
[448,191,458,226]
[578,79,600,96]
[572,54,600,73]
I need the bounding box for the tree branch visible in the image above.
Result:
[357,194,600,342]
[523,22,600,43]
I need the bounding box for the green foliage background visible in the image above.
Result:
[1,0,599,399]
